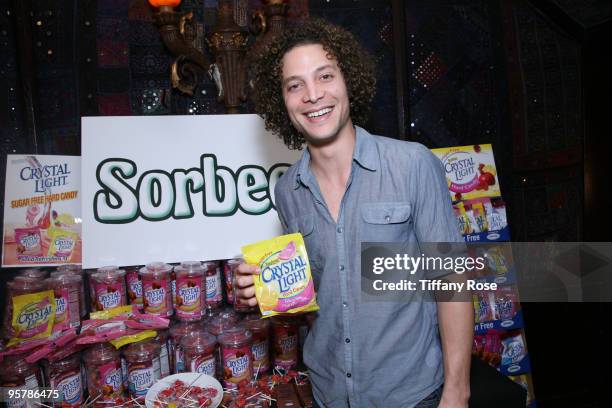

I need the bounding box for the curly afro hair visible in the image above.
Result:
[250,18,376,150]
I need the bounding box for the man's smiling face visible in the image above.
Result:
[281,43,352,146]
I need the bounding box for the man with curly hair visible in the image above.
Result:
[236,18,473,408]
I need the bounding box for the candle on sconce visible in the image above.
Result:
[148,0,182,13]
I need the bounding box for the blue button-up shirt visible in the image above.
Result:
[274,126,462,408]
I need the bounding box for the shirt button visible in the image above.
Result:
[337,227,343,233]
[339,265,345,271]
[385,215,391,222]
[343,302,348,308]
[345,338,351,343]
[346,373,352,378]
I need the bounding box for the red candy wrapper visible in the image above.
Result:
[14,226,43,259]
[493,285,518,320]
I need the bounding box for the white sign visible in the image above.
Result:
[81,115,301,268]
[2,155,81,267]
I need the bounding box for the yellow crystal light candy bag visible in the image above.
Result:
[47,227,78,261]
[8,290,56,347]
[242,233,319,318]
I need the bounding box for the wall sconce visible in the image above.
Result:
[149,0,289,114]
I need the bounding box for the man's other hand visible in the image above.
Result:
[234,263,260,307]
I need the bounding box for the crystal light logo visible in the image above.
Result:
[206,275,218,297]
[443,152,475,183]
[252,341,268,359]
[228,355,249,376]
[20,163,71,193]
[280,336,297,353]
[17,300,53,330]
[178,286,200,304]
[57,374,82,403]
[145,287,165,305]
[105,368,122,389]
[55,296,67,315]
[129,368,153,391]
[195,358,215,376]
[129,280,142,297]
[20,234,40,249]
[261,255,307,293]
[54,237,74,251]
[93,155,288,223]
[99,291,121,309]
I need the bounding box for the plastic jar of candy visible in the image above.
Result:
[271,317,299,370]
[140,262,173,317]
[204,261,223,309]
[3,276,48,340]
[123,340,161,401]
[84,343,125,403]
[0,354,43,407]
[207,314,238,378]
[43,353,83,407]
[174,261,205,321]
[89,266,127,311]
[46,273,82,331]
[56,264,86,317]
[223,259,238,304]
[169,320,202,374]
[155,329,171,377]
[125,266,143,309]
[243,314,271,375]
[218,327,253,390]
[181,331,217,377]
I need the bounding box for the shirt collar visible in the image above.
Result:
[294,125,379,189]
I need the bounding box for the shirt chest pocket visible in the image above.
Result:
[287,214,322,273]
[360,202,413,243]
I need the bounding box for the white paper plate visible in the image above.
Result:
[145,373,223,408]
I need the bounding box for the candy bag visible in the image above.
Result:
[492,285,518,320]
[110,330,157,349]
[8,290,56,347]
[501,332,526,366]
[242,233,319,318]
[47,227,78,261]
[14,226,43,259]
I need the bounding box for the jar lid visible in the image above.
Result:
[140,262,172,276]
[47,350,81,365]
[8,276,46,292]
[124,265,141,274]
[124,339,160,361]
[174,261,204,276]
[201,261,217,272]
[207,315,237,336]
[180,331,217,350]
[47,272,82,284]
[56,264,82,275]
[243,313,269,331]
[92,266,125,279]
[270,316,298,327]
[17,268,49,279]
[217,326,252,346]
[214,306,239,323]
[170,320,203,338]
[83,342,119,362]
[226,257,244,267]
